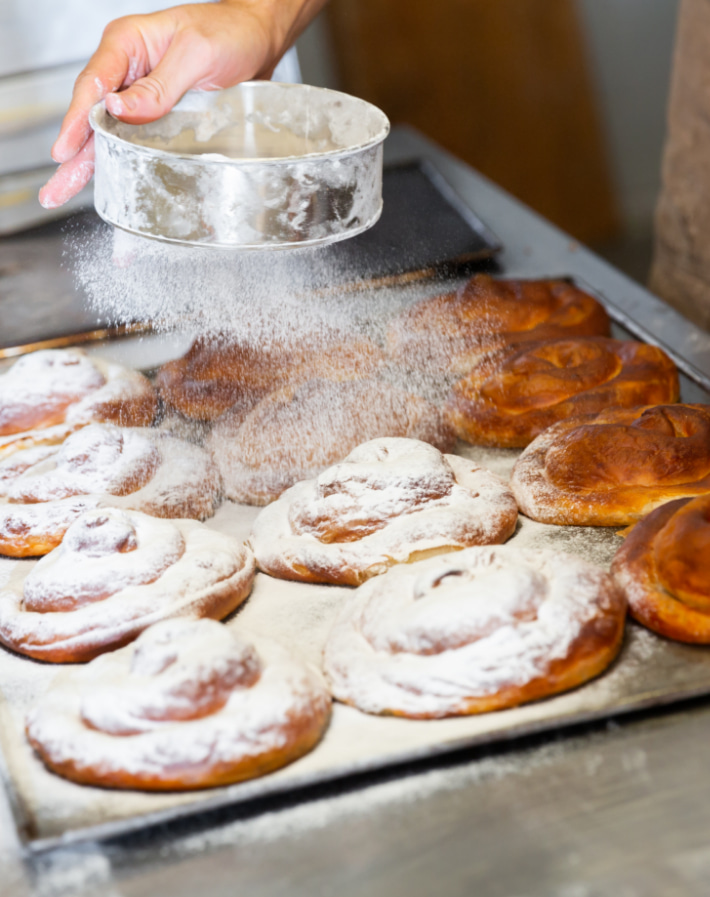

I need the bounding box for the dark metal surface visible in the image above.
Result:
[3,127,710,895]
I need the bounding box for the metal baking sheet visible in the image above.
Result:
[1,274,709,852]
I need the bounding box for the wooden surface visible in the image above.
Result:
[327,0,619,244]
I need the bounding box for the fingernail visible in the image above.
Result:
[39,186,59,210]
[122,93,137,112]
[106,94,123,116]
[51,141,69,164]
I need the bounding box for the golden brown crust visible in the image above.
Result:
[445,337,680,448]
[386,275,611,375]
[26,620,332,790]
[156,334,385,421]
[208,378,455,506]
[612,495,710,643]
[510,404,710,526]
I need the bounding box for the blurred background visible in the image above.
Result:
[0,0,679,284]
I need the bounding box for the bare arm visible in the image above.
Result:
[39,0,329,209]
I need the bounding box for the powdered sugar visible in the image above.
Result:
[23,510,185,611]
[0,424,222,557]
[27,620,331,788]
[251,438,518,584]
[0,349,155,440]
[324,545,624,718]
[0,511,254,662]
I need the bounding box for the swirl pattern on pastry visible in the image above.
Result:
[323,545,625,718]
[0,349,156,459]
[157,333,385,421]
[251,438,518,585]
[510,404,710,526]
[444,338,679,448]
[0,423,222,557]
[26,618,332,790]
[386,275,610,376]
[611,495,710,642]
[208,378,455,506]
[0,508,255,662]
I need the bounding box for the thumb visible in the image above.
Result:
[105,38,207,124]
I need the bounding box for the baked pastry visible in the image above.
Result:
[510,404,710,526]
[0,422,221,557]
[251,437,518,585]
[26,618,331,790]
[445,337,679,448]
[208,378,455,506]
[611,494,710,642]
[324,545,625,719]
[386,275,610,375]
[0,349,156,459]
[156,333,385,421]
[0,508,254,662]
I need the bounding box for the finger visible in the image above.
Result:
[39,135,96,209]
[52,24,148,163]
[104,32,212,124]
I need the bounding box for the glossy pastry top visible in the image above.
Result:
[445,337,679,447]
[612,494,710,643]
[386,275,610,374]
[511,404,710,526]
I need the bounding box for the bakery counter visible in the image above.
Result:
[4,127,710,897]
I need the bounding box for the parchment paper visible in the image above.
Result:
[3,443,710,848]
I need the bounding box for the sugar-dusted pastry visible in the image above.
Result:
[445,337,679,448]
[0,423,221,556]
[26,618,331,790]
[510,404,710,526]
[324,545,625,719]
[156,332,385,421]
[251,438,518,585]
[208,378,455,506]
[0,508,254,662]
[0,349,156,459]
[612,494,710,643]
[386,275,610,376]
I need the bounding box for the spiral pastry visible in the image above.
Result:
[251,438,518,585]
[444,338,679,448]
[386,275,610,376]
[26,618,331,789]
[611,494,710,642]
[157,333,385,421]
[510,404,710,526]
[0,423,221,556]
[0,508,254,662]
[324,545,625,718]
[208,378,454,506]
[0,349,156,459]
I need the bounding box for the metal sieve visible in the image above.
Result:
[89,81,390,250]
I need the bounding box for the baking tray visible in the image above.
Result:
[1,271,710,852]
[0,158,500,357]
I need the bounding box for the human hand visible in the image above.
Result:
[39,0,327,209]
